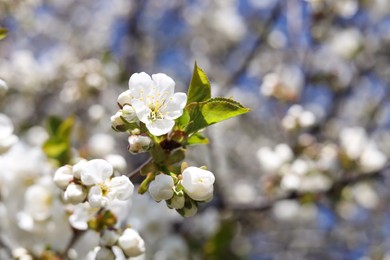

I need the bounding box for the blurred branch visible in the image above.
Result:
[125,0,148,73]
[0,236,12,258]
[128,156,152,181]
[224,1,283,87]
[60,229,86,259]
[230,163,390,212]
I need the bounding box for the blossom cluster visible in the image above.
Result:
[54,159,134,208]
[149,166,215,217]
[257,127,387,195]
[53,159,146,258]
[109,71,221,216]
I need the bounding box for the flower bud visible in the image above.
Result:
[72,159,87,179]
[148,174,174,201]
[53,165,74,190]
[64,183,87,204]
[118,228,145,257]
[167,194,185,209]
[181,167,215,202]
[121,105,138,123]
[128,135,152,154]
[111,111,126,131]
[177,198,198,217]
[100,229,119,247]
[117,90,132,107]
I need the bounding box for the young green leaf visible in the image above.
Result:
[185,98,250,134]
[187,63,211,103]
[174,110,190,130]
[43,116,74,165]
[186,133,209,145]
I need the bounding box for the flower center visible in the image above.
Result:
[99,183,110,196]
[148,101,165,121]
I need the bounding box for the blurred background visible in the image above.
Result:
[1,0,390,259]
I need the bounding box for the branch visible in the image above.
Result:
[60,229,86,259]
[224,1,283,87]
[0,236,12,258]
[127,156,152,181]
[230,163,390,212]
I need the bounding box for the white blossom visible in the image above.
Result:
[257,144,293,173]
[80,159,134,208]
[128,135,152,154]
[359,143,387,173]
[64,183,87,204]
[120,72,187,136]
[118,228,145,257]
[69,202,98,230]
[148,174,174,202]
[340,127,367,159]
[53,165,74,190]
[181,167,215,202]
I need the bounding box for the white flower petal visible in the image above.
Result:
[132,99,151,123]
[152,73,175,98]
[118,228,145,257]
[88,186,109,208]
[109,176,134,201]
[81,159,113,185]
[146,119,174,136]
[162,92,187,119]
[128,72,153,98]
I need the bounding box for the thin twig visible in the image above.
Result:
[60,229,86,259]
[224,1,283,87]
[128,156,153,181]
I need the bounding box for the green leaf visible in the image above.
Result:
[174,110,190,130]
[57,117,74,139]
[185,98,250,134]
[0,28,8,40]
[47,116,63,137]
[43,140,68,158]
[186,133,209,145]
[43,116,74,165]
[187,63,211,103]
